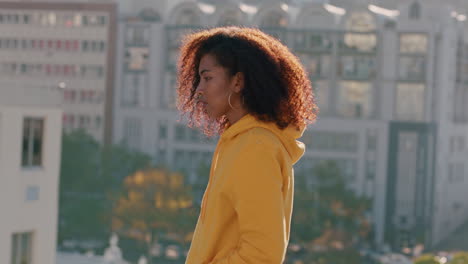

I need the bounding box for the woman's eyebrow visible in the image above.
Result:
[199,69,211,75]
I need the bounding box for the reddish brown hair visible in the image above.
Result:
[177,26,318,137]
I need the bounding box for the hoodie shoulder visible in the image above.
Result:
[236,127,283,149]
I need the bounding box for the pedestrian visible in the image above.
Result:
[177,26,319,264]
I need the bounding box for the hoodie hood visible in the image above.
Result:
[220,113,306,164]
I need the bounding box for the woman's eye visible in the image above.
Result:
[204,76,212,81]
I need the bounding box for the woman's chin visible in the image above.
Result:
[208,111,223,120]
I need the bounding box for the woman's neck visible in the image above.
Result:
[226,109,249,126]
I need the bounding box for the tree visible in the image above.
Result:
[112,168,199,262]
[414,254,439,264]
[450,252,468,264]
[58,130,152,247]
[290,160,371,261]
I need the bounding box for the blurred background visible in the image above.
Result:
[1,0,468,263]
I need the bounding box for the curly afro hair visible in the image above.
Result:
[176,26,319,137]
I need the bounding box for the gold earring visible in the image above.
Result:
[228,92,236,110]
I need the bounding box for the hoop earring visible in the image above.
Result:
[228,92,236,110]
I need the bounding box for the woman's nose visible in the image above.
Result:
[195,88,204,100]
[196,85,204,96]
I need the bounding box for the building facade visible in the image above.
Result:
[0,83,62,263]
[113,0,468,251]
[0,0,117,145]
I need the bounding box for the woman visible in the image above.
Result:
[177,27,318,264]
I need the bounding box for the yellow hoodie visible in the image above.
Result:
[185,113,306,264]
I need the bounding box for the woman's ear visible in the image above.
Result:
[233,72,244,93]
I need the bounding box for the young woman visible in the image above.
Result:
[177,27,318,264]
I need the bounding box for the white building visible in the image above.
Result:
[0,0,117,145]
[112,0,468,251]
[0,83,62,263]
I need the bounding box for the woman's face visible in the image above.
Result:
[196,53,238,119]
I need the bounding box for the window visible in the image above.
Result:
[448,163,465,183]
[63,14,75,27]
[56,40,62,50]
[395,83,425,121]
[69,115,75,128]
[23,14,30,24]
[21,39,28,49]
[454,85,468,123]
[12,14,19,24]
[342,32,377,52]
[82,15,88,26]
[398,56,425,80]
[260,11,287,28]
[400,34,427,54]
[125,47,149,71]
[26,186,39,201]
[95,116,102,129]
[74,14,82,27]
[126,26,150,46]
[308,131,358,152]
[70,40,78,51]
[337,81,373,118]
[63,90,73,102]
[167,49,179,69]
[21,118,44,167]
[218,10,241,26]
[81,65,104,79]
[87,15,98,26]
[159,122,167,139]
[174,150,186,170]
[299,54,331,78]
[175,9,201,25]
[157,149,167,165]
[91,41,98,52]
[175,125,186,141]
[80,90,87,102]
[339,55,376,79]
[166,73,177,109]
[366,130,377,150]
[47,40,53,49]
[47,13,56,26]
[409,2,421,20]
[82,40,89,51]
[11,232,33,264]
[78,115,90,128]
[97,66,104,78]
[11,39,18,49]
[366,160,376,179]
[70,90,76,102]
[20,64,27,74]
[121,73,147,107]
[189,128,200,141]
[99,15,107,25]
[64,40,71,51]
[312,80,329,114]
[294,32,332,51]
[122,117,142,150]
[99,41,106,52]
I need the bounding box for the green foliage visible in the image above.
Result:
[58,130,152,245]
[450,252,468,264]
[291,160,372,253]
[414,254,439,264]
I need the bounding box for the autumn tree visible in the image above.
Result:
[112,168,199,261]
